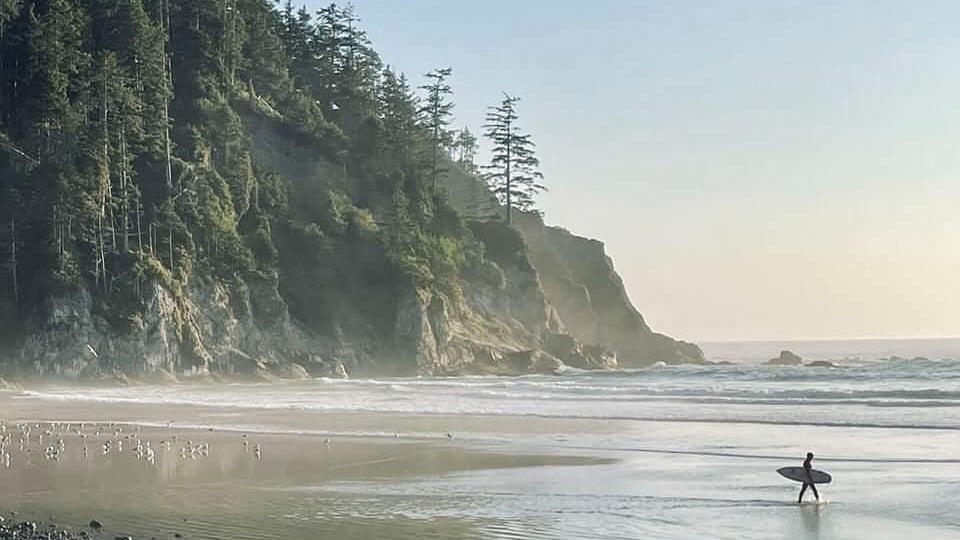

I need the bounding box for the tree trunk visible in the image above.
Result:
[505,116,512,225]
[8,216,17,305]
[120,125,130,254]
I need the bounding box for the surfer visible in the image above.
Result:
[798,452,820,503]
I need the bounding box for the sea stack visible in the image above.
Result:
[767,350,803,366]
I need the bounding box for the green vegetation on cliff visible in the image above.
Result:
[0,0,702,378]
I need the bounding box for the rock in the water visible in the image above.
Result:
[88,520,102,530]
[529,351,564,374]
[805,360,838,368]
[767,350,803,366]
[542,332,618,370]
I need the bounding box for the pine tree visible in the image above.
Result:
[376,67,418,169]
[280,4,313,90]
[23,0,91,163]
[453,126,477,174]
[482,93,545,224]
[237,0,289,100]
[417,67,453,200]
[310,3,380,131]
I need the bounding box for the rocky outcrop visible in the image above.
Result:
[513,213,704,366]
[805,360,838,368]
[767,350,803,366]
[13,273,311,381]
[6,114,702,380]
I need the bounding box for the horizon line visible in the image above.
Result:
[696,335,960,345]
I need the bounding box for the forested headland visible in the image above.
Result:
[0,1,702,381]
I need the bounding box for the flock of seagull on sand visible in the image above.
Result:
[0,420,264,469]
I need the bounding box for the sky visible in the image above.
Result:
[305,0,960,342]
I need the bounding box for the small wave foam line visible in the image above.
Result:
[563,446,960,463]
[12,390,960,430]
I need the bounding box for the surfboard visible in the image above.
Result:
[777,466,832,484]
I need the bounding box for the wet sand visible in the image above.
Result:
[0,394,610,540]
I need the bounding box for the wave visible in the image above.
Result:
[25,381,960,405]
[17,389,960,431]
[556,445,960,463]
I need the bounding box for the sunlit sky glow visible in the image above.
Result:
[307,0,960,342]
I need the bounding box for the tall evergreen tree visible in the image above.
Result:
[417,67,453,199]
[482,93,545,224]
[280,4,313,89]
[453,126,477,174]
[376,67,418,169]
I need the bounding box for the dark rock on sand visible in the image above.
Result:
[767,350,803,366]
[0,520,65,540]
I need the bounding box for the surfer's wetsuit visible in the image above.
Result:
[798,453,820,503]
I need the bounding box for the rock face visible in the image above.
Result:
[15,273,309,381]
[767,350,803,366]
[514,213,704,366]
[3,113,702,379]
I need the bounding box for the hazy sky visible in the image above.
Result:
[306,0,960,342]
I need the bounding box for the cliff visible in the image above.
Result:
[0,0,701,380]
[515,214,704,366]
[5,120,701,379]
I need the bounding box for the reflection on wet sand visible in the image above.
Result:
[0,417,605,540]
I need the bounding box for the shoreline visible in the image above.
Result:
[3,372,960,538]
[0,397,614,540]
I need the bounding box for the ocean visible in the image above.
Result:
[3,338,960,539]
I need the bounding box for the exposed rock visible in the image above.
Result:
[273,362,311,380]
[500,350,563,374]
[529,352,564,374]
[254,368,280,383]
[805,360,838,368]
[543,332,617,370]
[513,213,704,366]
[767,350,803,366]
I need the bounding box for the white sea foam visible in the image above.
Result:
[17,356,960,430]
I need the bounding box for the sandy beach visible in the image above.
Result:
[0,394,608,540]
